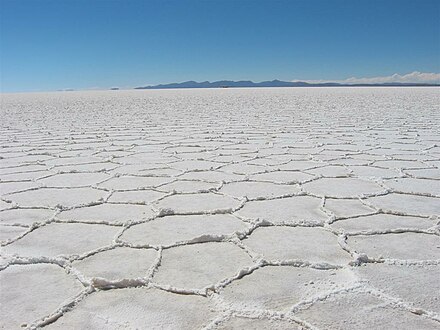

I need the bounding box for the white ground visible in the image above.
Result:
[0,87,439,329]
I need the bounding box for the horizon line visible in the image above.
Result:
[2,71,440,94]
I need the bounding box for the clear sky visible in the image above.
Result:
[1,0,439,92]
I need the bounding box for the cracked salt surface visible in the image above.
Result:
[1,87,439,329]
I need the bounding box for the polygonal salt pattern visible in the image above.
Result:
[1,88,439,328]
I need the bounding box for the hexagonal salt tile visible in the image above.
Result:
[404,168,440,180]
[349,166,400,179]
[367,193,440,216]
[2,223,120,258]
[373,160,427,169]
[219,181,300,200]
[5,187,107,208]
[120,153,178,165]
[0,181,39,196]
[384,178,440,196]
[169,160,221,171]
[0,208,55,226]
[236,196,327,224]
[331,214,435,233]
[55,162,118,172]
[217,163,266,175]
[153,242,253,290]
[156,180,217,193]
[305,165,350,177]
[1,170,52,182]
[243,227,351,265]
[250,171,314,184]
[121,214,248,246]
[44,156,102,166]
[37,172,110,187]
[154,193,241,214]
[0,164,47,175]
[98,176,171,190]
[57,203,155,224]
[302,177,384,198]
[178,170,245,183]
[275,160,323,171]
[324,199,376,219]
[44,287,215,330]
[347,233,440,260]
[107,189,166,203]
[72,247,157,280]
[108,164,159,175]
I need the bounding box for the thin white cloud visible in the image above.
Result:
[295,71,440,84]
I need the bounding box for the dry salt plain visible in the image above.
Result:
[0,87,439,330]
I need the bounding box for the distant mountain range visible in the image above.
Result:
[134,79,439,89]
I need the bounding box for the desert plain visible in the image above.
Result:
[0,87,439,329]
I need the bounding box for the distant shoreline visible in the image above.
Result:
[135,79,440,90]
[2,84,439,94]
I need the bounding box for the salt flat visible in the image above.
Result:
[0,87,439,329]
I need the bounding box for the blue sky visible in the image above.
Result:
[1,0,439,92]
